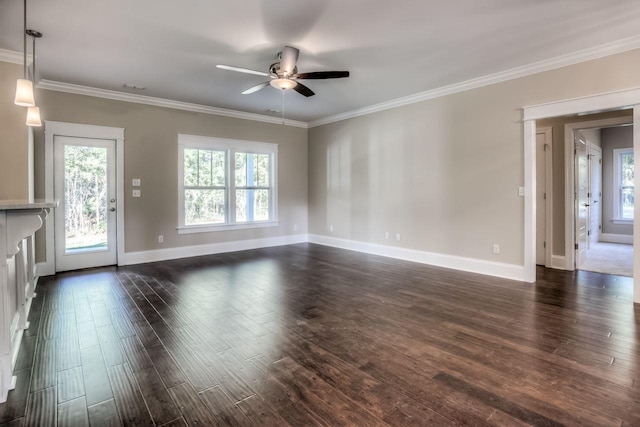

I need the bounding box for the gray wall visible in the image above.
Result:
[601,125,633,236]
[33,90,308,261]
[309,49,640,266]
[0,61,29,199]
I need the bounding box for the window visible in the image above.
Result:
[178,134,277,233]
[613,148,634,222]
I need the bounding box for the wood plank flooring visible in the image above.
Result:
[1,243,640,426]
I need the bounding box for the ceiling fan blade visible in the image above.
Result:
[216,64,270,77]
[293,82,315,97]
[295,71,350,79]
[242,82,270,94]
[280,46,299,76]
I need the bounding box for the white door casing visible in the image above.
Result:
[535,127,553,267]
[54,136,117,272]
[43,121,125,276]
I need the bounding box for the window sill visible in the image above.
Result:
[177,221,279,234]
[612,219,633,225]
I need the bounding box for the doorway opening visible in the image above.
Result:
[572,123,633,277]
[534,113,634,277]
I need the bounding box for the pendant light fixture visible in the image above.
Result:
[25,29,42,127]
[14,0,35,107]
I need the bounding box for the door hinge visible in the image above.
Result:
[587,192,590,198]
[543,241,546,248]
[587,154,591,160]
[599,159,602,164]
[575,243,579,250]
[543,192,546,200]
[599,224,602,230]
[588,230,591,236]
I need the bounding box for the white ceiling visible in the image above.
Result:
[2,0,640,123]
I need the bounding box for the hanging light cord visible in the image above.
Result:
[23,0,27,79]
[281,89,285,125]
[32,33,36,83]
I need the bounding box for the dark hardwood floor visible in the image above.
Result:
[1,243,639,426]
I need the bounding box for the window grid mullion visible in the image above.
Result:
[228,149,236,225]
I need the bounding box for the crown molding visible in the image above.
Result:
[36,80,308,128]
[0,49,32,65]
[309,34,640,128]
[30,33,640,130]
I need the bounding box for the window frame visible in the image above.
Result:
[613,147,634,223]
[177,134,278,234]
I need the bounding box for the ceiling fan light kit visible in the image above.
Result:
[270,78,298,90]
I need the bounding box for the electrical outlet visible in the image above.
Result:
[158,235,164,243]
[384,231,389,240]
[493,244,500,254]
[329,225,334,232]
[132,189,141,198]
[396,233,401,241]
[132,178,141,187]
[293,224,298,231]
[518,187,525,196]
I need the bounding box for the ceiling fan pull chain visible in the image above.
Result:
[282,89,285,125]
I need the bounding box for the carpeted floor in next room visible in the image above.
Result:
[580,242,633,277]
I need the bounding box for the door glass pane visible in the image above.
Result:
[64,145,109,252]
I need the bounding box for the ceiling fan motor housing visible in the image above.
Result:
[269,63,297,78]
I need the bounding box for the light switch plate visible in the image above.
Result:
[132,179,141,187]
[132,189,141,198]
[518,186,525,196]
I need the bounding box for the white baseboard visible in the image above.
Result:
[308,234,526,281]
[599,233,633,244]
[38,232,533,283]
[122,234,309,265]
[550,255,568,270]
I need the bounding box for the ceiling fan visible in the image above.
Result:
[216,46,349,97]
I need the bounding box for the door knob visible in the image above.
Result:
[584,204,590,207]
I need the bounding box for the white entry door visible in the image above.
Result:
[575,132,589,268]
[54,136,118,271]
[589,145,602,247]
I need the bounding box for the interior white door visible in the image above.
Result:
[575,132,588,268]
[589,145,602,247]
[54,136,117,272]
[536,132,547,265]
